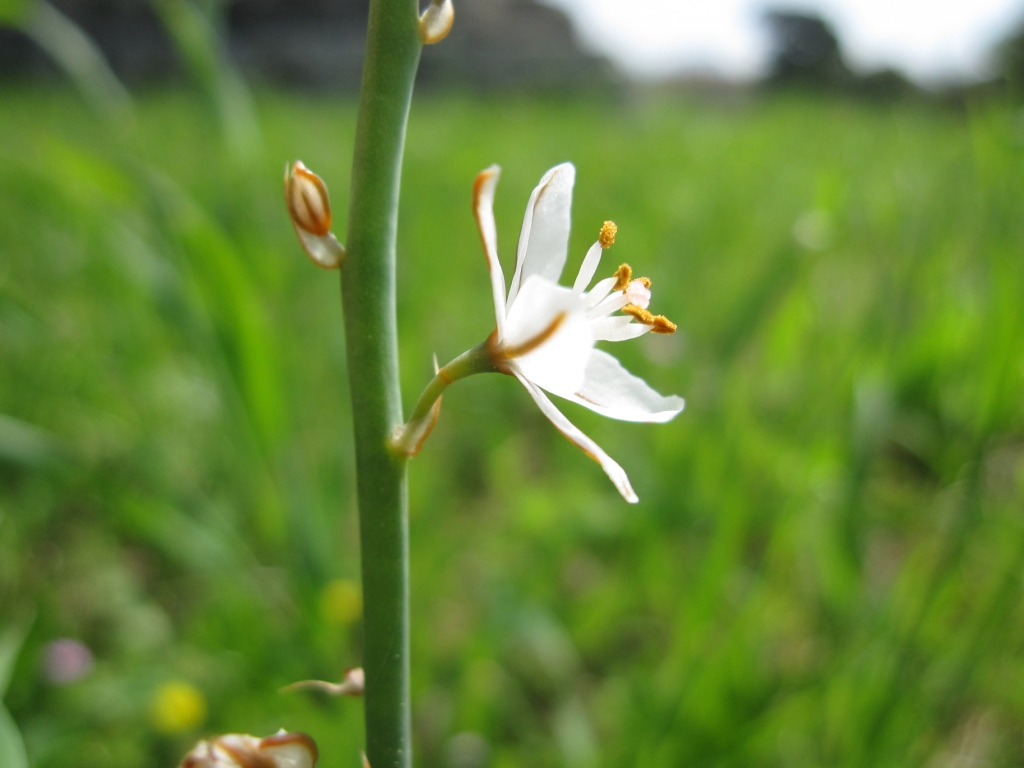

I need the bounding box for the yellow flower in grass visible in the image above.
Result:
[152,680,207,735]
[319,579,362,626]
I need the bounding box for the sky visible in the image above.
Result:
[540,0,1024,83]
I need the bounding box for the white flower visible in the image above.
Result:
[180,730,318,768]
[473,163,685,503]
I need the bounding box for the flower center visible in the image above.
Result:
[609,263,677,335]
[624,278,651,309]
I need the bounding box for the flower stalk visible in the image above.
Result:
[340,0,422,767]
[391,342,496,456]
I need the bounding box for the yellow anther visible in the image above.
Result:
[612,263,632,291]
[650,315,678,334]
[623,304,678,334]
[599,220,617,248]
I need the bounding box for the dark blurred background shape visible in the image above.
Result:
[993,12,1024,96]
[761,9,852,90]
[0,0,616,90]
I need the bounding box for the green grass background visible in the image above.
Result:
[1,81,1024,768]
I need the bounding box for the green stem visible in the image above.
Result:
[405,342,497,427]
[340,1,421,767]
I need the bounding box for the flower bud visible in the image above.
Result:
[419,0,454,44]
[180,730,318,768]
[286,161,331,235]
[284,161,346,269]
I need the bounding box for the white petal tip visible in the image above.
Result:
[648,396,685,422]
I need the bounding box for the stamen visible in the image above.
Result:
[498,312,567,360]
[612,263,632,291]
[599,221,617,248]
[622,304,678,334]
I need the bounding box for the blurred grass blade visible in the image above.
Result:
[16,0,134,127]
[146,170,287,453]
[0,619,32,697]
[0,0,29,24]
[0,707,28,768]
[0,414,62,468]
[0,617,32,768]
[150,0,262,164]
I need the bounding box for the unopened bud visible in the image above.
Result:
[284,160,346,269]
[286,161,331,235]
[419,0,454,44]
[180,730,318,768]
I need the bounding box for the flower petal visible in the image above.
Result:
[503,276,592,395]
[473,165,507,337]
[513,371,639,503]
[506,163,575,310]
[591,316,652,342]
[560,349,685,423]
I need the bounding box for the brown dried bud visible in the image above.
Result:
[284,161,345,269]
[286,161,331,236]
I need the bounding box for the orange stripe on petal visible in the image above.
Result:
[473,166,507,337]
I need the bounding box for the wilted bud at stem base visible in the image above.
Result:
[180,730,318,768]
